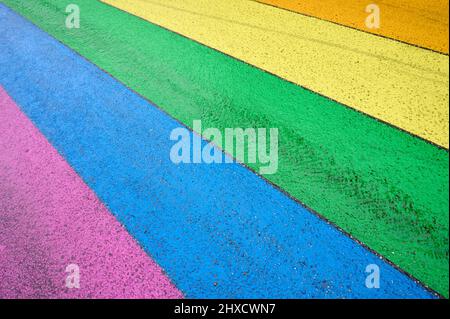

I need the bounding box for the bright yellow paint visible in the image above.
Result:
[257,0,449,54]
[102,0,449,148]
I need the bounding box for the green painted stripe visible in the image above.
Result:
[4,0,448,296]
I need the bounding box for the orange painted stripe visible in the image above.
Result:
[256,0,449,54]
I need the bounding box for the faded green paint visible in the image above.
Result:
[3,0,448,296]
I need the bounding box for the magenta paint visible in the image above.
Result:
[0,86,183,299]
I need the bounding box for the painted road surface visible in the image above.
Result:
[102,0,449,148]
[256,0,449,54]
[3,0,447,297]
[0,5,436,298]
[0,87,182,298]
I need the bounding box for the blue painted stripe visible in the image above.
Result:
[0,5,434,298]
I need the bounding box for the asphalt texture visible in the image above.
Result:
[2,0,447,296]
[0,87,182,298]
[104,0,449,148]
[0,4,437,298]
[257,0,449,54]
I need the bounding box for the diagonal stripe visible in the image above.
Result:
[0,87,182,299]
[255,0,449,54]
[0,4,437,298]
[102,0,449,149]
[2,0,448,297]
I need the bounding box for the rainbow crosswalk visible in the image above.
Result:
[0,0,448,299]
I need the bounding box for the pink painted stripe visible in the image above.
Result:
[0,86,183,299]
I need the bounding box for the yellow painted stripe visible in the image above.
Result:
[102,0,449,148]
[257,0,449,54]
